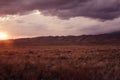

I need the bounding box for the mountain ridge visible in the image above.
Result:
[0,32,120,46]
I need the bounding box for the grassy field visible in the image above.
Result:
[0,45,120,80]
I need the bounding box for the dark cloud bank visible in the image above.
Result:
[0,0,120,20]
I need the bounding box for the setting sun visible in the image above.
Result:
[0,32,9,40]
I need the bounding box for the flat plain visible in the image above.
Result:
[0,45,120,80]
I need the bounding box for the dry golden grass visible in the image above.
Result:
[0,45,120,80]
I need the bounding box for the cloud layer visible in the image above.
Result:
[0,12,101,38]
[0,0,120,20]
[0,0,120,38]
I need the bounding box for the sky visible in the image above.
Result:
[0,0,120,39]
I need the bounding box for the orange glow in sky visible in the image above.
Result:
[0,32,9,40]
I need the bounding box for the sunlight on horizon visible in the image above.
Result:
[0,32,9,40]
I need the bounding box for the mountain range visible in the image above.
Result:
[0,31,120,46]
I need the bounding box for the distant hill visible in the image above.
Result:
[106,31,120,35]
[0,32,120,46]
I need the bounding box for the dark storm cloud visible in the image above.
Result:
[0,0,120,20]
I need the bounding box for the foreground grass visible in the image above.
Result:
[0,45,120,80]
